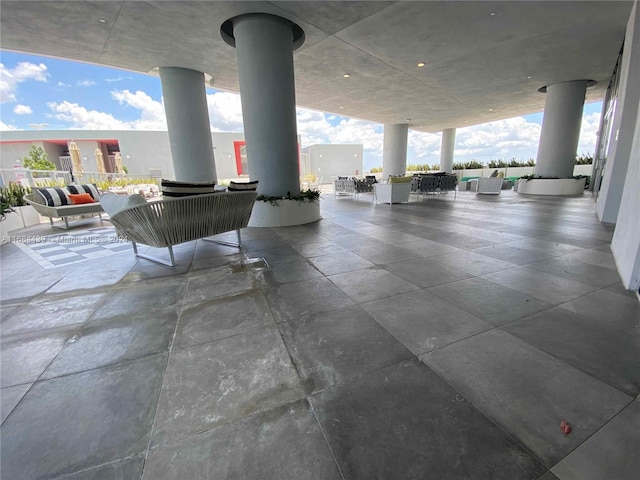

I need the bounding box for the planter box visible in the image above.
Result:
[249,199,321,227]
[517,177,586,196]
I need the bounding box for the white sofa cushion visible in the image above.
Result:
[100,192,147,217]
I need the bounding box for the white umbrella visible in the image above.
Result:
[68,141,84,177]
[94,148,106,174]
[114,152,124,174]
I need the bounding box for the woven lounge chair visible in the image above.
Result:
[102,191,257,266]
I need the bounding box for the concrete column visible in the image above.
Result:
[383,124,409,178]
[536,80,589,178]
[221,14,304,196]
[597,0,640,224]
[440,128,456,173]
[159,67,216,182]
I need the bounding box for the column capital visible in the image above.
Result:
[221,13,305,50]
[538,79,596,93]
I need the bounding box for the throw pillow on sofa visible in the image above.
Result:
[67,184,100,201]
[161,179,216,197]
[227,180,259,192]
[36,187,71,207]
[68,193,95,204]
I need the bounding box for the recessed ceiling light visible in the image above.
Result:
[343,73,351,78]
[489,108,494,111]
[99,18,107,23]
[490,12,497,16]
[527,76,532,79]
[339,106,344,109]
[417,62,426,67]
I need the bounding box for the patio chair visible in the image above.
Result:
[476,177,503,195]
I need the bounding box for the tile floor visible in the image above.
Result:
[1,189,638,479]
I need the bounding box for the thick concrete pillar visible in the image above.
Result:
[383,124,408,178]
[536,80,589,178]
[597,0,640,224]
[159,67,217,182]
[221,14,304,196]
[440,128,456,173]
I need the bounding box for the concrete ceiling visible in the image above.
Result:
[0,1,633,132]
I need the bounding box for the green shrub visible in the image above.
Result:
[369,167,383,173]
[576,153,593,165]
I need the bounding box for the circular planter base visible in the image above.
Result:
[248,199,321,227]
[517,178,586,196]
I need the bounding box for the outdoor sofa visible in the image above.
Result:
[101,191,257,266]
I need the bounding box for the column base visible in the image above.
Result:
[516,178,586,196]
[248,199,321,227]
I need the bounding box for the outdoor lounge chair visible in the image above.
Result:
[476,177,503,195]
[101,191,257,266]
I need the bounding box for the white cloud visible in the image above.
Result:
[46,89,168,130]
[111,90,167,129]
[47,100,131,129]
[13,104,33,115]
[206,91,244,132]
[77,79,96,87]
[106,76,131,83]
[57,81,71,87]
[0,120,18,131]
[0,62,48,103]
[578,112,601,155]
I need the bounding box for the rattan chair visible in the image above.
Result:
[104,191,257,266]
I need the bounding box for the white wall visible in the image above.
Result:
[302,144,363,180]
[596,1,640,223]
[611,96,640,291]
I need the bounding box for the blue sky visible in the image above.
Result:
[1,51,602,170]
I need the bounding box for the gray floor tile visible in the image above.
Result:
[430,250,516,276]
[502,307,640,396]
[551,401,639,480]
[279,305,412,393]
[350,244,421,265]
[385,257,473,288]
[42,308,178,379]
[429,277,552,326]
[310,360,546,480]
[0,305,18,321]
[308,251,375,276]
[562,249,618,270]
[558,289,640,331]
[262,277,355,323]
[53,455,145,480]
[421,329,632,466]
[1,382,32,424]
[361,290,491,355]
[144,399,341,480]
[91,277,185,320]
[482,267,597,305]
[291,241,348,258]
[183,268,255,307]
[151,327,303,447]
[1,292,107,336]
[175,291,274,348]
[46,266,132,294]
[473,244,555,266]
[504,238,583,256]
[396,238,463,257]
[524,256,621,288]
[0,354,166,480]
[1,326,78,388]
[257,256,323,284]
[534,233,607,250]
[426,231,498,250]
[328,268,420,303]
[604,281,639,298]
[538,472,561,480]
[0,278,58,304]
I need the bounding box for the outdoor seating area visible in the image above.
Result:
[333,176,376,199]
[1,190,637,480]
